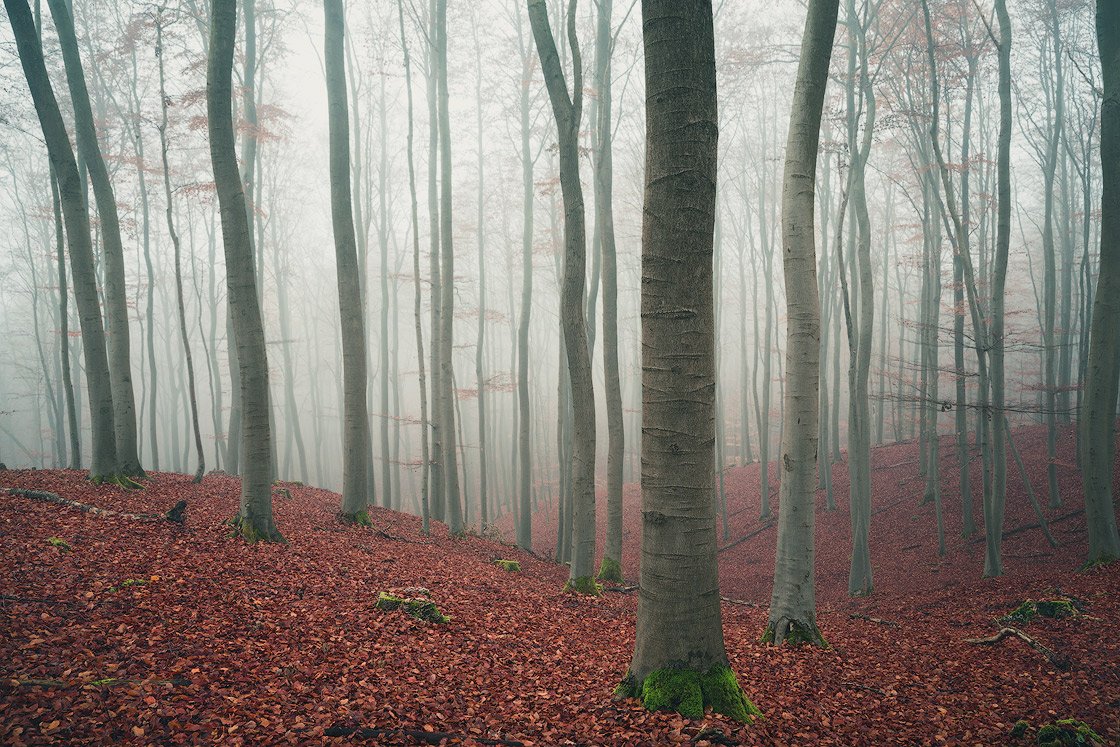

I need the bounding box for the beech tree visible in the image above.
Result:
[618,0,758,723]
[766,0,840,647]
[527,0,597,593]
[325,0,372,525]
[207,0,281,542]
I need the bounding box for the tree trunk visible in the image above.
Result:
[527,0,597,591]
[7,0,120,482]
[45,0,141,477]
[325,0,372,524]
[623,0,757,723]
[766,0,838,647]
[207,0,281,542]
[1080,0,1120,565]
[515,2,535,551]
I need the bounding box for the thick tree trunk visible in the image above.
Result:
[1081,0,1120,565]
[207,0,280,542]
[7,0,120,482]
[45,0,141,477]
[325,0,372,524]
[527,0,597,591]
[623,1,757,723]
[766,0,839,647]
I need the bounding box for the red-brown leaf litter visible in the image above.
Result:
[2,424,1117,745]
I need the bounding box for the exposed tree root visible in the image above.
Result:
[4,488,186,524]
[323,724,524,745]
[965,627,1070,670]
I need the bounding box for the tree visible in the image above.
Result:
[1080,0,1120,565]
[527,0,597,593]
[593,0,625,584]
[156,12,205,484]
[45,0,143,478]
[5,0,122,483]
[325,0,373,525]
[618,0,759,723]
[765,0,840,647]
[207,0,282,542]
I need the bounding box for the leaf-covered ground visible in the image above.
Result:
[2,424,1118,745]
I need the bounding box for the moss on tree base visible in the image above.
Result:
[617,665,760,723]
[563,575,602,596]
[596,556,623,583]
[338,509,373,527]
[762,617,828,647]
[88,474,144,490]
[233,516,286,544]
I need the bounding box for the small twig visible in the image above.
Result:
[375,528,433,545]
[717,522,774,554]
[0,594,75,607]
[965,626,1070,670]
[324,724,524,746]
[849,613,899,627]
[720,595,764,608]
[841,680,887,697]
[604,585,638,594]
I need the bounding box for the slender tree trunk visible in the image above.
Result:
[7,0,120,481]
[51,169,80,469]
[528,0,597,591]
[515,2,534,551]
[765,0,837,648]
[156,16,204,483]
[325,0,372,524]
[45,0,141,477]
[207,0,281,542]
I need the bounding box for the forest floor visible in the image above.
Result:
[1,424,1118,746]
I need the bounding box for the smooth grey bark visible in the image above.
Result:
[1080,0,1120,565]
[435,0,463,534]
[624,0,756,721]
[325,0,372,523]
[156,16,204,483]
[473,19,489,528]
[7,0,120,481]
[45,0,141,477]
[515,0,535,551]
[207,0,280,542]
[398,0,430,534]
[593,0,624,582]
[765,0,839,647]
[425,0,445,524]
[527,0,597,589]
[50,168,80,469]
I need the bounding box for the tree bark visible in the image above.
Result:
[767,0,839,646]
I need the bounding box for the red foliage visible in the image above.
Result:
[1,423,1117,745]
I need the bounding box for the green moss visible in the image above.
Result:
[339,509,372,527]
[1003,599,1079,627]
[1079,555,1117,572]
[1011,720,1031,738]
[46,537,71,553]
[89,678,123,687]
[596,556,624,583]
[234,516,287,544]
[628,665,760,723]
[108,578,148,593]
[376,591,450,624]
[494,559,521,572]
[563,575,602,596]
[1036,719,1102,746]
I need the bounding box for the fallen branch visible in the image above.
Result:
[965,627,1070,670]
[4,676,190,689]
[849,613,899,627]
[375,528,433,545]
[873,459,918,471]
[840,680,887,697]
[324,724,524,746]
[720,595,764,608]
[717,522,774,554]
[603,585,638,594]
[969,510,1082,546]
[3,488,184,524]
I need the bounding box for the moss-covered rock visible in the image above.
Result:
[494,559,521,572]
[621,665,761,723]
[1035,719,1102,746]
[596,556,624,583]
[46,537,71,553]
[376,591,450,624]
[1010,720,1031,738]
[1002,598,1080,627]
[563,575,602,596]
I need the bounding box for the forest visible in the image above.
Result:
[0,0,1118,743]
